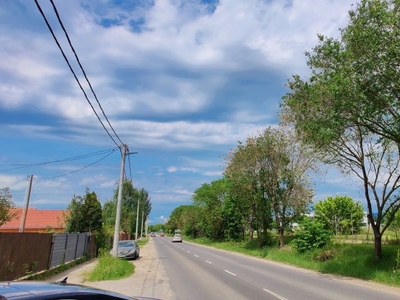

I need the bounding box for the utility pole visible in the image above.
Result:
[140,210,144,239]
[19,175,33,232]
[135,196,140,240]
[112,144,127,257]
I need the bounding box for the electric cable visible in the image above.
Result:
[41,148,118,179]
[49,0,124,146]
[34,0,120,148]
[0,148,118,171]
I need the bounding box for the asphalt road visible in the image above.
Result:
[153,236,400,300]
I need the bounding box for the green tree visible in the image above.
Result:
[225,127,316,247]
[192,178,228,240]
[0,187,17,227]
[314,195,364,235]
[280,0,400,259]
[65,188,103,233]
[103,181,152,237]
[166,205,203,238]
[224,136,273,244]
[292,217,333,253]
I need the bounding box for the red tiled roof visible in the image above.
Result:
[0,208,66,231]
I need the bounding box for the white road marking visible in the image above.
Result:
[206,261,212,264]
[194,255,199,257]
[224,270,236,276]
[187,251,191,253]
[263,288,288,300]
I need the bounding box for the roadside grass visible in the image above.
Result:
[85,255,134,282]
[85,238,149,282]
[185,236,400,288]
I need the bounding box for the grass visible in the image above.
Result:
[84,237,149,282]
[85,255,134,282]
[185,236,400,288]
[85,238,149,282]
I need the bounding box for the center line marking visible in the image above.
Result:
[263,288,288,300]
[194,255,199,257]
[224,270,236,276]
[206,261,212,264]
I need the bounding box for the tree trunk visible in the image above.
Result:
[372,226,382,260]
[279,227,284,248]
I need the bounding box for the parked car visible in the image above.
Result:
[172,233,182,243]
[0,280,160,299]
[110,240,140,260]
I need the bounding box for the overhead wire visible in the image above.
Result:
[42,148,118,179]
[49,0,124,146]
[34,0,121,148]
[0,148,118,171]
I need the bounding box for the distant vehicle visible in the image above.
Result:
[110,240,140,260]
[150,232,156,237]
[0,280,160,299]
[172,233,182,243]
[160,232,165,237]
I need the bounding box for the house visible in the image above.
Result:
[0,208,66,233]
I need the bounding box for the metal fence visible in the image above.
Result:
[0,232,96,281]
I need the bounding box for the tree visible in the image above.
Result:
[292,217,333,253]
[166,205,203,238]
[314,195,364,235]
[0,187,17,227]
[225,127,316,247]
[65,188,103,233]
[103,180,152,237]
[280,0,400,259]
[192,178,227,240]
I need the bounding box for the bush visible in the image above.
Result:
[292,218,333,253]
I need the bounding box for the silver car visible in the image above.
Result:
[110,240,140,260]
[172,234,182,243]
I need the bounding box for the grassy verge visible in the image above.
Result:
[85,237,149,282]
[85,255,134,282]
[185,237,400,288]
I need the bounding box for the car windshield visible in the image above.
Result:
[119,241,134,247]
[174,234,181,237]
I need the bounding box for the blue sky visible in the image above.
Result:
[0,0,361,224]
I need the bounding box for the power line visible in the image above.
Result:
[34,0,120,148]
[49,0,124,146]
[41,148,118,179]
[0,148,118,171]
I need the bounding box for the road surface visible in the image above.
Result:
[153,236,400,300]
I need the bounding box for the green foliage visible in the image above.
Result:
[65,188,102,233]
[166,205,203,238]
[0,187,17,227]
[280,0,400,260]
[192,178,228,240]
[103,181,151,236]
[221,195,244,241]
[65,188,105,252]
[314,195,364,235]
[292,218,333,253]
[224,127,315,247]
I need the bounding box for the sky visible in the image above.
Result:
[0,0,362,225]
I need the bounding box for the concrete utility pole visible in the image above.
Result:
[112,144,127,257]
[141,210,145,239]
[135,196,140,240]
[19,175,33,232]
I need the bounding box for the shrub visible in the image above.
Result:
[292,218,333,253]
